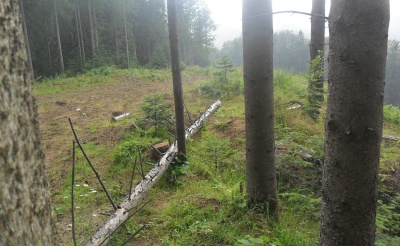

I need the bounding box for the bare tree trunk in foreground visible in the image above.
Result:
[0,1,57,244]
[320,0,390,245]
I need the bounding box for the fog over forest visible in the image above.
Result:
[22,0,400,106]
[205,0,400,106]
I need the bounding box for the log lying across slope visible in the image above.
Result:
[87,100,221,246]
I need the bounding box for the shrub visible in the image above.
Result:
[384,104,400,125]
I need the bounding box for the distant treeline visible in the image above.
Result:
[22,0,215,78]
[215,31,400,106]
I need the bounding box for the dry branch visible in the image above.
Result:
[71,141,77,246]
[86,100,221,246]
[68,118,117,211]
[242,10,329,21]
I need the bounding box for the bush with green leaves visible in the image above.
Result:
[306,51,324,119]
[216,54,235,82]
[384,104,400,125]
[376,195,400,237]
[198,68,243,99]
[138,93,175,137]
[203,134,237,170]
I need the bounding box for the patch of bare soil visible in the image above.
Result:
[38,80,169,183]
[36,74,226,244]
[36,77,189,244]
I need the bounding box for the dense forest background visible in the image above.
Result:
[23,0,399,105]
[23,0,216,75]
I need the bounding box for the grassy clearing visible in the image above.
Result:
[34,66,207,96]
[36,66,400,245]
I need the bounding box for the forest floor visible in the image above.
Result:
[36,68,215,244]
[35,67,400,246]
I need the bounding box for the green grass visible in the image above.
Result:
[34,66,207,96]
[37,67,400,245]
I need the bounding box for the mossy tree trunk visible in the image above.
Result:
[242,0,278,216]
[0,1,57,244]
[320,0,390,244]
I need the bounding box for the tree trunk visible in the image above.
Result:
[54,0,64,73]
[242,0,278,215]
[113,6,119,64]
[88,0,96,56]
[45,23,53,72]
[320,0,390,245]
[76,0,86,66]
[93,4,99,54]
[308,0,325,116]
[74,0,83,67]
[0,1,57,244]
[167,0,186,159]
[19,0,34,80]
[114,22,120,64]
[123,1,130,68]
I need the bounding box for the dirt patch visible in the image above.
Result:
[37,76,215,244]
[37,79,176,243]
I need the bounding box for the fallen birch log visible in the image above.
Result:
[382,134,399,141]
[87,100,221,246]
[111,112,131,122]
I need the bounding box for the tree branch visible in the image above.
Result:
[243,10,329,20]
[68,118,118,211]
[71,141,77,246]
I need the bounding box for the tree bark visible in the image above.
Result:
[167,0,187,159]
[93,4,99,54]
[242,0,278,215]
[74,0,83,67]
[54,0,64,73]
[76,0,86,66]
[45,23,53,72]
[88,0,96,57]
[0,1,57,244]
[19,0,34,80]
[308,0,325,114]
[310,0,325,61]
[123,0,130,68]
[320,0,390,245]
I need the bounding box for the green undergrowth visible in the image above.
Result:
[106,69,325,245]
[41,67,399,245]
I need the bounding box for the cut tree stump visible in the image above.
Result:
[86,100,221,246]
[149,142,170,159]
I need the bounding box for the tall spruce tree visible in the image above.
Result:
[320,0,390,244]
[308,0,325,118]
[242,0,278,216]
[167,0,187,160]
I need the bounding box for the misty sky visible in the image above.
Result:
[203,0,400,48]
